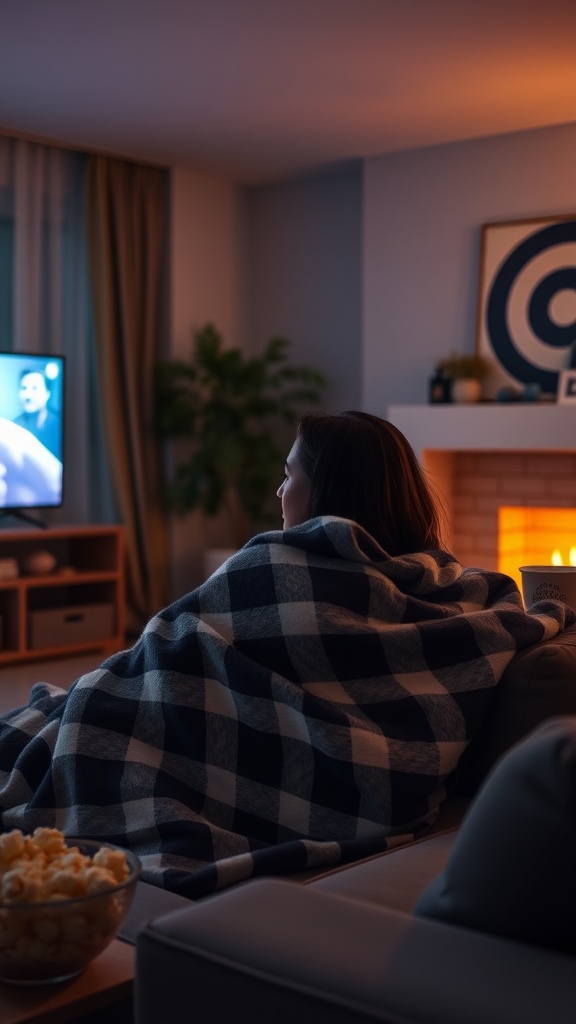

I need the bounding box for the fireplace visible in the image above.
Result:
[498,506,576,589]
[450,452,576,587]
[387,405,576,587]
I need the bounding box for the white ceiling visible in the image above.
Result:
[2,0,576,184]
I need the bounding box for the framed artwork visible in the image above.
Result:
[475,215,576,399]
[557,369,576,404]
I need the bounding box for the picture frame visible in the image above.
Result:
[557,369,576,404]
[475,215,576,399]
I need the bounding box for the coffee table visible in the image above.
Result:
[0,938,135,1024]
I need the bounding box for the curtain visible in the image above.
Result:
[0,135,113,524]
[85,156,170,632]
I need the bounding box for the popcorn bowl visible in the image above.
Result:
[0,833,141,985]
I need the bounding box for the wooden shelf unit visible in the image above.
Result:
[0,524,125,665]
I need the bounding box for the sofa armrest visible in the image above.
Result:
[135,878,576,1024]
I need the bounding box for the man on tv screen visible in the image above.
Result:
[13,368,61,460]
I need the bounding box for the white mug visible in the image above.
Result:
[519,565,576,610]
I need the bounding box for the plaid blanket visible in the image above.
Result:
[0,517,573,898]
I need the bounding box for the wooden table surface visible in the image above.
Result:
[0,938,135,1024]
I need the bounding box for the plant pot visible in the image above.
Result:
[451,378,482,403]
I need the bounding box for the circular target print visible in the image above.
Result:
[484,219,576,394]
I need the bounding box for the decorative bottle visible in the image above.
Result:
[429,364,451,404]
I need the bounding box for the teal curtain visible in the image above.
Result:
[0,134,115,524]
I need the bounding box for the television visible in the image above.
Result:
[0,352,65,523]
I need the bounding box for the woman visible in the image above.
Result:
[278,410,442,551]
[0,412,572,898]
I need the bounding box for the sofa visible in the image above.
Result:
[133,623,576,1024]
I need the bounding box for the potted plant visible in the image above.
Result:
[438,351,490,403]
[155,323,326,552]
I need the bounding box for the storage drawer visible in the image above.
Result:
[28,604,114,649]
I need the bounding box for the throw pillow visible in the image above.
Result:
[414,715,576,953]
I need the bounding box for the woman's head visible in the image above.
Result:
[277,411,443,555]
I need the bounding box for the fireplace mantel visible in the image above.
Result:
[387,404,576,455]
[387,404,576,574]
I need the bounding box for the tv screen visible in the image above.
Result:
[0,352,65,512]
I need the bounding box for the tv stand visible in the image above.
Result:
[0,525,125,665]
[0,510,48,530]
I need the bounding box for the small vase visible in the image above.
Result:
[451,378,481,403]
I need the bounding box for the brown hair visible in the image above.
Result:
[296,411,444,555]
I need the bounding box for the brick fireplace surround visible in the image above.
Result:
[387,405,576,577]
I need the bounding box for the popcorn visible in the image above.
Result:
[0,829,133,976]
[0,829,129,903]
[0,831,26,864]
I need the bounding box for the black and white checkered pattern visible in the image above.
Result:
[0,517,572,898]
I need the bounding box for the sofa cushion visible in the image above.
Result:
[309,829,457,913]
[456,622,576,795]
[414,716,576,952]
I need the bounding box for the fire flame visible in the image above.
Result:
[552,548,576,566]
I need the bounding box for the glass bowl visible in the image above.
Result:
[0,836,141,985]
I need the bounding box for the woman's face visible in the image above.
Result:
[277,440,311,530]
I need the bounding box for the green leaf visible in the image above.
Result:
[154,323,327,541]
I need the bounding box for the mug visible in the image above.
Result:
[519,566,576,610]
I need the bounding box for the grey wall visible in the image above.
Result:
[363,121,576,416]
[244,162,363,413]
[242,121,576,425]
